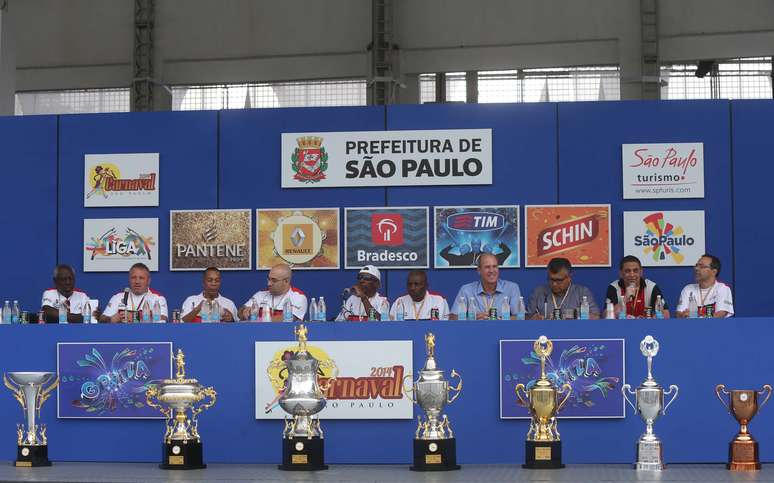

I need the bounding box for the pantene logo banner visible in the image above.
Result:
[622,143,704,199]
[255,340,413,419]
[84,153,159,207]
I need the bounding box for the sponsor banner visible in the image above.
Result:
[84,153,159,207]
[255,340,413,419]
[525,205,611,267]
[57,342,172,419]
[257,208,340,270]
[622,142,704,199]
[500,338,625,419]
[345,207,429,269]
[434,205,520,268]
[83,218,159,272]
[170,209,252,271]
[623,210,705,267]
[281,129,492,188]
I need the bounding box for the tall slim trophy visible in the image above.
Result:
[622,335,679,470]
[405,332,463,471]
[715,383,772,471]
[268,324,338,471]
[515,335,572,469]
[146,349,217,469]
[4,372,59,467]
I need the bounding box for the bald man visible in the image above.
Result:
[238,263,308,322]
[449,252,522,320]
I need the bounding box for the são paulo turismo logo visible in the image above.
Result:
[291,136,328,183]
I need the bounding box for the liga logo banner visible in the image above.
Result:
[622,142,704,199]
[257,208,339,270]
[170,209,252,271]
[281,129,492,188]
[83,218,158,272]
[623,210,705,267]
[255,340,413,419]
[84,153,159,207]
[434,205,520,268]
[525,205,611,267]
[345,207,428,269]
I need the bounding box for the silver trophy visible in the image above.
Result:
[4,372,59,467]
[622,335,679,471]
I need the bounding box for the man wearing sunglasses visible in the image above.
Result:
[527,257,599,319]
[676,254,734,318]
[238,263,308,321]
[336,265,390,321]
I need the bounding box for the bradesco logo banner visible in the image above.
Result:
[170,209,252,271]
[255,340,413,419]
[281,129,492,188]
[345,207,428,269]
[525,205,611,267]
[83,218,158,272]
[623,210,705,267]
[434,205,520,268]
[84,153,159,207]
[622,142,704,199]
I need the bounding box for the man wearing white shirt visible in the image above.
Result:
[390,270,449,320]
[676,254,734,318]
[41,264,91,323]
[238,263,307,322]
[100,263,169,323]
[181,267,238,322]
[336,265,389,321]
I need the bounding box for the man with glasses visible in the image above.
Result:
[605,255,669,318]
[527,257,599,319]
[336,265,389,321]
[676,254,734,318]
[238,263,307,321]
[449,253,522,320]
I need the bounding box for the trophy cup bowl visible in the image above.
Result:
[4,371,59,467]
[716,384,772,471]
[279,354,327,418]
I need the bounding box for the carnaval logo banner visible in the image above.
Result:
[434,205,519,268]
[345,207,428,269]
[500,338,625,419]
[83,218,158,272]
[170,209,252,271]
[623,210,705,267]
[525,205,611,267]
[255,340,413,419]
[257,208,339,270]
[84,153,159,207]
[57,342,172,419]
[622,142,705,199]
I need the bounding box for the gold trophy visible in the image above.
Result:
[514,335,572,469]
[715,384,772,471]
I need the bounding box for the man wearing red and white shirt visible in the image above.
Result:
[238,263,307,321]
[181,267,238,322]
[336,265,389,321]
[390,271,449,320]
[676,254,734,318]
[100,263,168,322]
[41,264,91,323]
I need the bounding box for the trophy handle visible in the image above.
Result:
[192,386,217,417]
[715,384,731,412]
[402,374,416,404]
[557,383,573,411]
[36,375,60,412]
[145,385,171,418]
[317,359,339,392]
[3,374,25,409]
[662,384,679,414]
[514,383,529,408]
[758,384,773,408]
[447,369,463,404]
[621,384,638,412]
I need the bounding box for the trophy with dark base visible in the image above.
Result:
[4,372,59,467]
[622,336,679,471]
[146,349,217,470]
[404,332,462,471]
[515,335,571,469]
[716,383,772,471]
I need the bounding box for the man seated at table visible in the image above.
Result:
[238,263,307,322]
[41,264,91,323]
[336,265,390,321]
[100,263,168,322]
[676,254,734,318]
[604,255,669,318]
[390,270,449,320]
[181,267,238,322]
[527,257,599,319]
[449,253,521,320]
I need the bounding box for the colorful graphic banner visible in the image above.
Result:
[57,342,172,419]
[622,142,705,199]
[525,205,611,267]
[345,207,429,269]
[83,218,159,272]
[434,205,519,268]
[84,153,159,207]
[257,208,339,270]
[170,209,252,271]
[500,338,625,419]
[623,210,705,267]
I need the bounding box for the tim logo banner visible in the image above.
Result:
[257,208,340,270]
[255,340,413,419]
[84,153,159,207]
[623,210,705,267]
[622,143,704,199]
[345,207,428,269]
[500,339,625,419]
[434,206,520,268]
[525,205,611,267]
[83,218,158,272]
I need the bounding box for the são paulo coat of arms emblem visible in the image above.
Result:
[291,136,328,183]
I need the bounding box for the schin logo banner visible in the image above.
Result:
[623,210,705,267]
[83,218,159,272]
[622,142,704,199]
[257,208,340,269]
[345,207,428,269]
[525,205,611,267]
[170,209,252,271]
[434,206,520,268]
[84,153,160,207]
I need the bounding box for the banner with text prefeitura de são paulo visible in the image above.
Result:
[281,129,492,188]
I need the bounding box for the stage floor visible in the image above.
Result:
[1,463,773,483]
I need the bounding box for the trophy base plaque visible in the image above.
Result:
[727,440,761,471]
[15,445,51,467]
[410,438,461,471]
[279,437,328,471]
[634,440,665,471]
[523,441,564,469]
[159,441,206,470]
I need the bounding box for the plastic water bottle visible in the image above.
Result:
[379,299,390,321]
[501,296,511,320]
[260,303,272,322]
[605,299,615,319]
[210,299,220,322]
[200,300,210,323]
[151,300,161,322]
[317,297,327,321]
[2,300,11,323]
[617,300,627,319]
[283,299,294,322]
[11,300,20,324]
[309,298,318,322]
[141,301,150,323]
[466,297,476,320]
[83,301,92,324]
[249,298,259,321]
[58,300,68,324]
[396,301,405,321]
[688,293,699,318]
[516,296,526,320]
[579,296,590,320]
[456,296,467,320]
[655,295,665,319]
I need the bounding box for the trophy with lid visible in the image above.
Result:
[514,335,572,469]
[4,372,59,467]
[716,383,772,470]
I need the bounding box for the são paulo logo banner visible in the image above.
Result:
[623,210,705,266]
[256,208,340,270]
[170,209,252,271]
[344,207,428,269]
[524,205,611,267]
[84,153,159,207]
[83,218,158,272]
[434,205,520,268]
